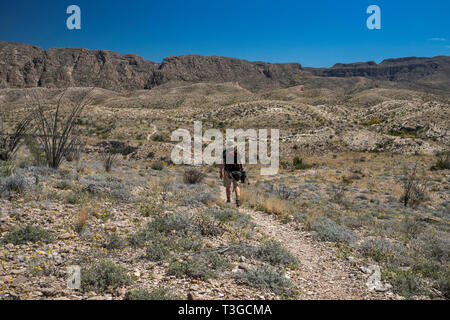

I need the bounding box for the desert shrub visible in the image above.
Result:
[330,184,349,207]
[233,213,255,229]
[124,288,180,300]
[272,185,299,200]
[225,243,259,258]
[195,213,224,236]
[430,152,449,171]
[133,212,204,256]
[65,192,81,204]
[412,260,447,280]
[292,157,311,170]
[1,174,26,194]
[207,208,254,229]
[234,266,296,296]
[436,274,450,298]
[100,151,117,172]
[256,241,298,267]
[54,179,72,190]
[109,188,130,202]
[73,208,89,233]
[399,164,427,208]
[151,161,164,171]
[292,212,307,224]
[24,136,47,166]
[412,231,450,263]
[63,140,82,162]
[126,230,148,247]
[81,261,132,293]
[384,268,425,298]
[0,163,14,177]
[151,134,165,142]
[105,233,125,249]
[183,192,217,207]
[360,239,410,266]
[139,201,163,217]
[183,169,205,184]
[168,253,230,280]
[310,216,357,243]
[1,224,53,245]
[399,216,425,240]
[95,140,137,155]
[149,212,197,235]
[207,208,240,223]
[145,238,172,261]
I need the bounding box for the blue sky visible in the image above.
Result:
[0,0,448,67]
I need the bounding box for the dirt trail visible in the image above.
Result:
[221,189,389,300]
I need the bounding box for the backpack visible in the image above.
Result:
[223,149,242,172]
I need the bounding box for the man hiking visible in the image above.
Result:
[219,146,245,207]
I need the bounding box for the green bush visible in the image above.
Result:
[140,201,163,217]
[207,208,240,223]
[0,163,14,177]
[207,208,254,228]
[168,253,230,280]
[54,180,73,190]
[310,216,357,243]
[105,233,125,249]
[145,238,172,261]
[81,261,132,293]
[124,287,181,300]
[436,274,450,299]
[149,212,197,235]
[151,161,164,171]
[1,224,54,245]
[256,241,298,267]
[234,266,296,296]
[360,239,410,266]
[385,268,425,298]
[412,231,450,263]
[430,152,449,171]
[151,134,165,142]
[292,157,311,170]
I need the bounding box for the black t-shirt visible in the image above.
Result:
[223,149,242,171]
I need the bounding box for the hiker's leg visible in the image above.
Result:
[223,173,231,202]
[235,185,240,207]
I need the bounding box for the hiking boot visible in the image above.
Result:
[236,199,240,207]
[226,198,231,204]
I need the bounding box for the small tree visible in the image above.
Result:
[30,88,94,169]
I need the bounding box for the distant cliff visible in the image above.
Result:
[0,41,449,92]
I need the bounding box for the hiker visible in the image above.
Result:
[219,147,246,207]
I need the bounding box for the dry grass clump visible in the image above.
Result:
[241,188,294,219]
[73,207,90,233]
